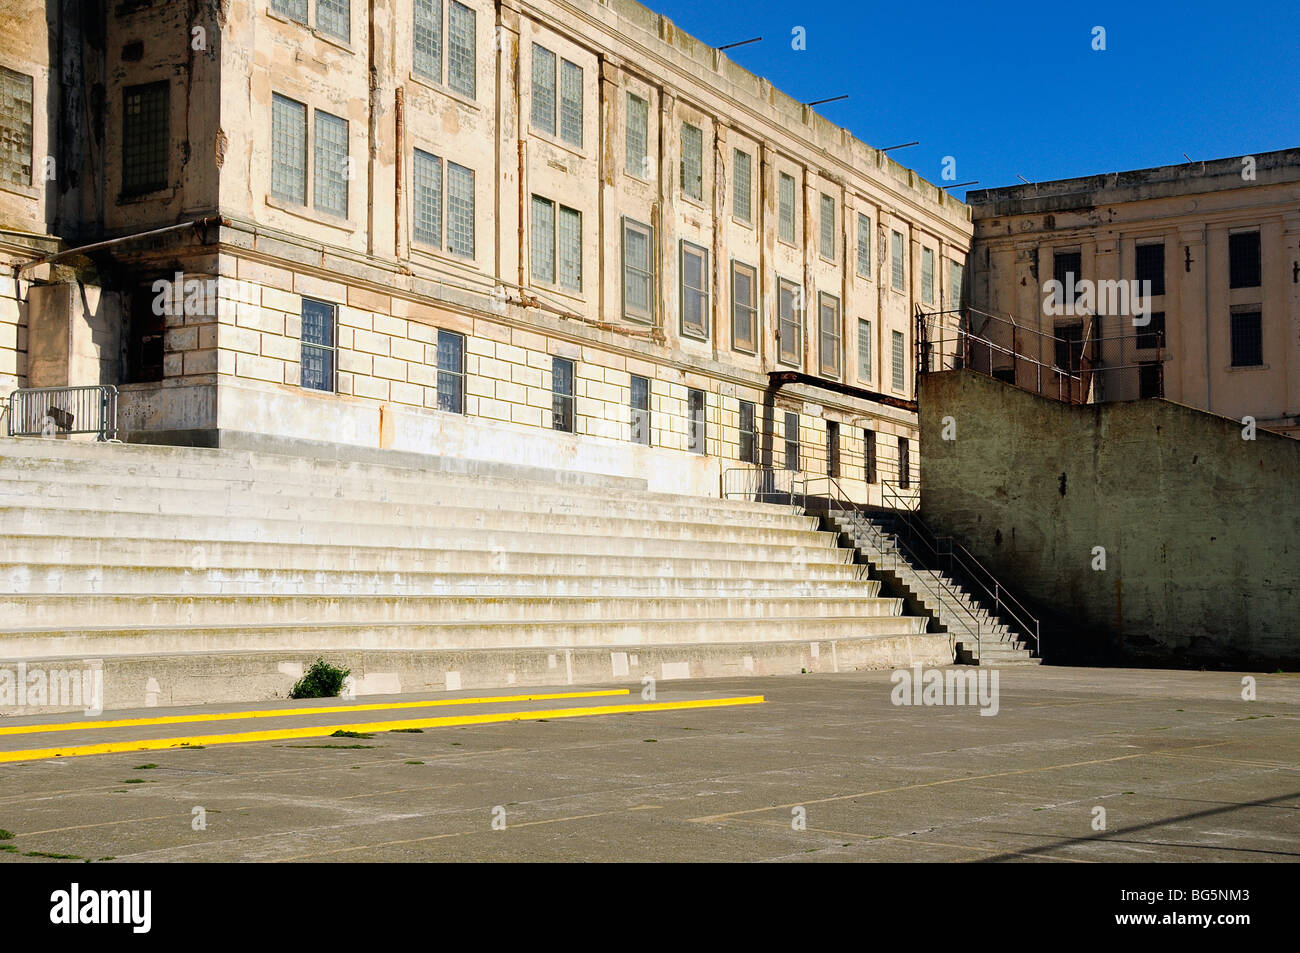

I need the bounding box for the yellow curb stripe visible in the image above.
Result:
[0,689,631,737]
[0,695,765,763]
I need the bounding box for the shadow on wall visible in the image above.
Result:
[918,370,1300,670]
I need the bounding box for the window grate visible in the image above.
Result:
[784,411,799,471]
[447,2,476,98]
[0,66,33,186]
[122,81,170,195]
[630,374,650,446]
[680,123,702,201]
[826,421,840,479]
[413,0,443,81]
[413,149,443,247]
[778,280,801,365]
[856,213,871,277]
[446,161,475,258]
[552,356,575,432]
[1135,242,1165,297]
[625,93,648,177]
[300,298,336,392]
[270,93,306,205]
[739,400,757,464]
[531,44,556,135]
[316,0,350,43]
[1229,232,1261,289]
[558,205,582,291]
[948,260,964,307]
[864,428,877,484]
[1230,310,1262,366]
[622,219,654,322]
[272,0,307,23]
[733,149,751,222]
[559,59,583,147]
[819,293,841,378]
[1136,311,1165,350]
[857,318,872,382]
[1053,250,1082,304]
[890,230,905,291]
[313,110,349,217]
[921,247,935,304]
[891,329,905,391]
[436,329,465,413]
[531,195,555,284]
[778,173,796,243]
[820,194,835,260]
[687,388,706,454]
[898,437,910,489]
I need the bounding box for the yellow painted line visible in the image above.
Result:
[0,695,765,764]
[0,689,630,737]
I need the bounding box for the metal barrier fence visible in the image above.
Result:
[721,466,806,507]
[6,385,119,441]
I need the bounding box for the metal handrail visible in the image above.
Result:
[721,465,806,511]
[880,479,1041,657]
[804,473,982,657]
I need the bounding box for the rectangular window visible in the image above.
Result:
[559,59,583,147]
[739,400,757,464]
[783,411,799,471]
[1139,361,1163,399]
[891,329,905,391]
[270,92,307,205]
[622,218,654,323]
[1135,242,1165,297]
[731,261,757,353]
[436,329,465,413]
[890,230,905,291]
[856,213,871,277]
[826,421,840,479]
[687,388,706,454]
[530,195,555,285]
[447,2,476,98]
[1053,250,1083,303]
[552,356,575,432]
[300,298,336,393]
[820,194,836,261]
[530,44,556,136]
[1054,321,1084,372]
[0,66,33,187]
[1230,310,1263,367]
[272,0,307,24]
[778,173,796,244]
[778,280,801,366]
[921,247,935,305]
[630,374,650,446]
[625,93,648,177]
[680,123,703,201]
[857,318,872,382]
[413,149,443,247]
[864,428,877,484]
[818,293,841,378]
[1229,232,1261,289]
[733,149,752,222]
[413,0,442,81]
[558,205,582,291]
[313,110,348,217]
[122,81,170,195]
[445,161,475,258]
[1136,311,1165,350]
[316,0,350,43]
[898,437,911,489]
[948,260,965,307]
[680,241,709,339]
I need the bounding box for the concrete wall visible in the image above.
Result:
[919,369,1300,668]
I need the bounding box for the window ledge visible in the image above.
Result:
[407,71,480,111]
[410,242,479,270]
[1226,363,1269,372]
[265,194,357,232]
[265,8,355,55]
[0,180,40,200]
[529,128,590,163]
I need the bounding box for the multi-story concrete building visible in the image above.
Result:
[965,151,1300,436]
[0,0,974,502]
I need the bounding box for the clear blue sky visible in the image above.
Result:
[647,0,1300,198]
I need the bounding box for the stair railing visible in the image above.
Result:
[881,480,1041,658]
[804,474,981,658]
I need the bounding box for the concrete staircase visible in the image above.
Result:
[0,438,950,711]
[822,509,1039,666]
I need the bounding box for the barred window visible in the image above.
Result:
[300,298,336,392]
[630,374,650,446]
[891,329,905,391]
[1229,232,1261,289]
[531,44,556,135]
[778,279,801,366]
[826,421,840,479]
[1054,321,1083,372]
[1230,310,1262,367]
[1136,311,1165,350]
[898,436,911,489]
[948,260,965,307]
[731,261,757,353]
[622,218,654,323]
[552,356,575,432]
[733,149,752,222]
[680,241,709,338]
[0,66,33,187]
[270,93,307,205]
[687,388,706,454]
[559,59,583,147]
[1053,250,1083,303]
[680,123,703,201]
[864,428,877,484]
[1139,361,1163,399]
[820,194,835,261]
[921,247,935,304]
[446,161,475,258]
[436,329,465,413]
[531,195,555,284]
[413,0,442,81]
[413,149,443,247]
[856,213,871,277]
[819,293,841,378]
[784,411,799,471]
[778,173,796,244]
[558,205,582,291]
[625,93,648,177]
[739,400,757,464]
[316,0,350,42]
[1135,242,1164,297]
[447,2,476,98]
[122,82,169,195]
[890,230,905,291]
[272,0,307,23]
[857,318,872,382]
[313,110,348,217]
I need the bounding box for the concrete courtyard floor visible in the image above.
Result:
[0,665,1295,862]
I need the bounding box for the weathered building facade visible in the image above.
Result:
[966,151,1300,436]
[0,0,973,501]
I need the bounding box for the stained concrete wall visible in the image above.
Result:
[919,369,1300,668]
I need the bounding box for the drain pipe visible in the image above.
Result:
[13,217,229,275]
